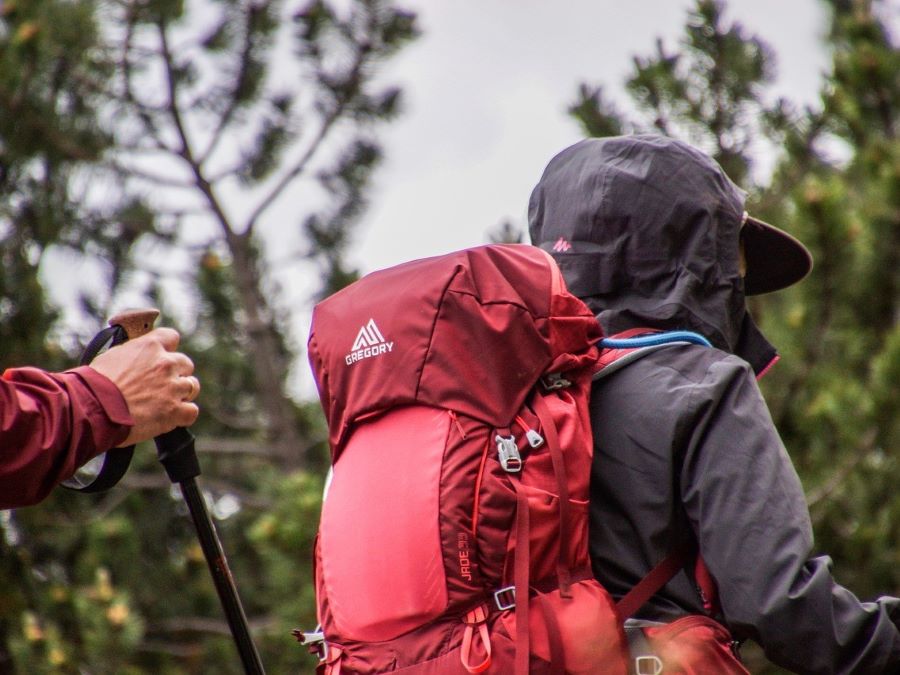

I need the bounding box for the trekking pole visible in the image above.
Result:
[70,309,266,675]
[154,426,266,675]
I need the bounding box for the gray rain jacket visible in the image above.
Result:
[528,136,900,674]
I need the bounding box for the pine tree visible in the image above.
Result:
[0,0,155,368]
[772,0,900,602]
[102,0,417,467]
[569,0,898,671]
[0,0,418,672]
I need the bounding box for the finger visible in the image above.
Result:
[170,352,195,376]
[182,375,200,402]
[175,401,200,428]
[150,327,181,351]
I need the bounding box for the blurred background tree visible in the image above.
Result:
[0,0,417,672]
[570,0,898,671]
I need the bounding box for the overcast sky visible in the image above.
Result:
[342,0,829,275]
[278,0,832,393]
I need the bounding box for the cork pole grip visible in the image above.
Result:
[108,309,160,340]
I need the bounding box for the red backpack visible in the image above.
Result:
[303,244,747,674]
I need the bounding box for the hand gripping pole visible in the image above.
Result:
[62,309,160,492]
[64,309,265,674]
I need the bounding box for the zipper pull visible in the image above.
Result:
[515,414,544,448]
[495,434,522,473]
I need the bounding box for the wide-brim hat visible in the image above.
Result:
[741,212,813,295]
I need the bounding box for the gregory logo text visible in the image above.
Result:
[345,319,394,365]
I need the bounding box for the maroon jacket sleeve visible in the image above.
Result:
[0,365,133,509]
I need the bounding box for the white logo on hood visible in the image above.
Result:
[346,319,394,365]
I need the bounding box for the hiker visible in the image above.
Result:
[528,134,900,673]
[0,327,200,509]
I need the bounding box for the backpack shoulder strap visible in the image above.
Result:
[615,549,721,620]
[600,328,721,619]
[616,548,688,620]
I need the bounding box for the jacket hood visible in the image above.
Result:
[528,135,777,375]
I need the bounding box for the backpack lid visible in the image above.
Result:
[308,244,602,454]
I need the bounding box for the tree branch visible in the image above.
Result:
[242,104,342,237]
[198,5,261,166]
[148,613,275,637]
[808,428,878,519]
[137,640,203,658]
[241,35,372,236]
[156,16,241,246]
[119,470,275,510]
[105,159,195,188]
[158,19,201,172]
[194,437,278,455]
[119,9,168,152]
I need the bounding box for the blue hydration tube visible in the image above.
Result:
[598,331,712,350]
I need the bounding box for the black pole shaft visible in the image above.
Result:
[180,478,266,675]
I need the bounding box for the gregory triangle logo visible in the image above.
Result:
[346,319,394,365]
[351,319,386,350]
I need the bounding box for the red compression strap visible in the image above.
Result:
[513,483,531,675]
[531,393,573,597]
[615,549,688,620]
